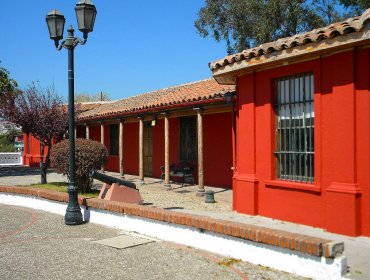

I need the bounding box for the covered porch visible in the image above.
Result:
[76,79,236,194]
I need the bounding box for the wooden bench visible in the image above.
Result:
[160,161,195,186]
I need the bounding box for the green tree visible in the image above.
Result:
[340,0,370,14]
[0,62,18,98]
[75,91,110,102]
[0,134,16,152]
[195,0,369,54]
[5,127,22,143]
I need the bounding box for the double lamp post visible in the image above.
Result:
[46,0,97,225]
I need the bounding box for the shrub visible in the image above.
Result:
[51,138,108,193]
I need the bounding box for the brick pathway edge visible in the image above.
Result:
[0,186,347,280]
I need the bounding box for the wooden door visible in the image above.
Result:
[143,123,153,176]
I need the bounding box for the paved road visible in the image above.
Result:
[0,204,303,280]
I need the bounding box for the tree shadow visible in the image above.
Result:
[0,166,41,177]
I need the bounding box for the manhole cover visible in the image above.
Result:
[93,234,155,249]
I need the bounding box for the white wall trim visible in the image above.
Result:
[0,194,346,280]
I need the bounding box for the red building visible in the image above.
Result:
[210,9,370,236]
[75,79,235,192]
[24,80,235,192]
[23,9,369,237]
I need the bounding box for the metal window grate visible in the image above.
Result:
[275,72,314,183]
[109,124,119,156]
[180,116,197,161]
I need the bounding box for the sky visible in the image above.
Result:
[0,1,227,101]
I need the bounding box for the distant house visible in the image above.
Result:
[14,135,23,151]
[210,9,370,236]
[0,119,17,134]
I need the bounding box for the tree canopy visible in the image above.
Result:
[1,83,74,184]
[75,91,110,102]
[0,63,19,102]
[195,0,369,54]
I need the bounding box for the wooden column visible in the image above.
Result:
[100,122,105,172]
[139,117,144,182]
[74,127,77,139]
[196,108,205,196]
[119,119,125,177]
[164,113,171,190]
[85,124,90,140]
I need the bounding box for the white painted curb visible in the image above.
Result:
[0,193,346,280]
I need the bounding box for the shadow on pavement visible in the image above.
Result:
[0,166,42,177]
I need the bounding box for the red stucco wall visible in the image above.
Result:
[123,122,139,175]
[234,49,370,236]
[89,125,100,142]
[203,113,233,188]
[23,134,54,167]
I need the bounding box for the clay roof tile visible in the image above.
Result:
[210,8,370,71]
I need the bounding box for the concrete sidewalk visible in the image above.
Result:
[1,166,369,279]
[0,204,303,280]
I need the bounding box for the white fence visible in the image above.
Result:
[0,152,23,166]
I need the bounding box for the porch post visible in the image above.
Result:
[100,122,105,172]
[196,108,205,196]
[139,117,144,183]
[164,113,171,190]
[119,119,125,177]
[85,124,90,140]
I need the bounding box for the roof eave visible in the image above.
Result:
[77,95,235,123]
[212,28,370,85]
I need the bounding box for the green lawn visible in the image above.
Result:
[27,182,100,198]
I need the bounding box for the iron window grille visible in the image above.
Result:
[179,116,197,161]
[275,72,314,183]
[109,124,119,156]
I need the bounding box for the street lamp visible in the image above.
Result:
[46,0,97,225]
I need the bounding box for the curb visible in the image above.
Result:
[0,186,347,280]
[0,185,343,258]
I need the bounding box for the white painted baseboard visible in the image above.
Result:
[0,193,346,280]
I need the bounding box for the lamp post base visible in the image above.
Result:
[65,207,83,225]
[65,183,83,225]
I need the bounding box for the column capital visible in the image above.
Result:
[161,111,170,117]
[193,107,204,113]
[119,118,126,123]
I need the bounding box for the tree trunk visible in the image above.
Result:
[39,141,52,185]
[44,143,51,180]
[40,143,47,184]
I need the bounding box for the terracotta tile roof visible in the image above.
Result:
[79,79,235,121]
[210,8,370,71]
[75,101,113,113]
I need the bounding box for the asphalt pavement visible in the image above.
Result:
[0,204,304,280]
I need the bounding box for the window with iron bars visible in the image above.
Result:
[275,72,314,183]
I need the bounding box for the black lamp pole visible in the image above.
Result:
[46,1,97,225]
[65,26,82,225]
